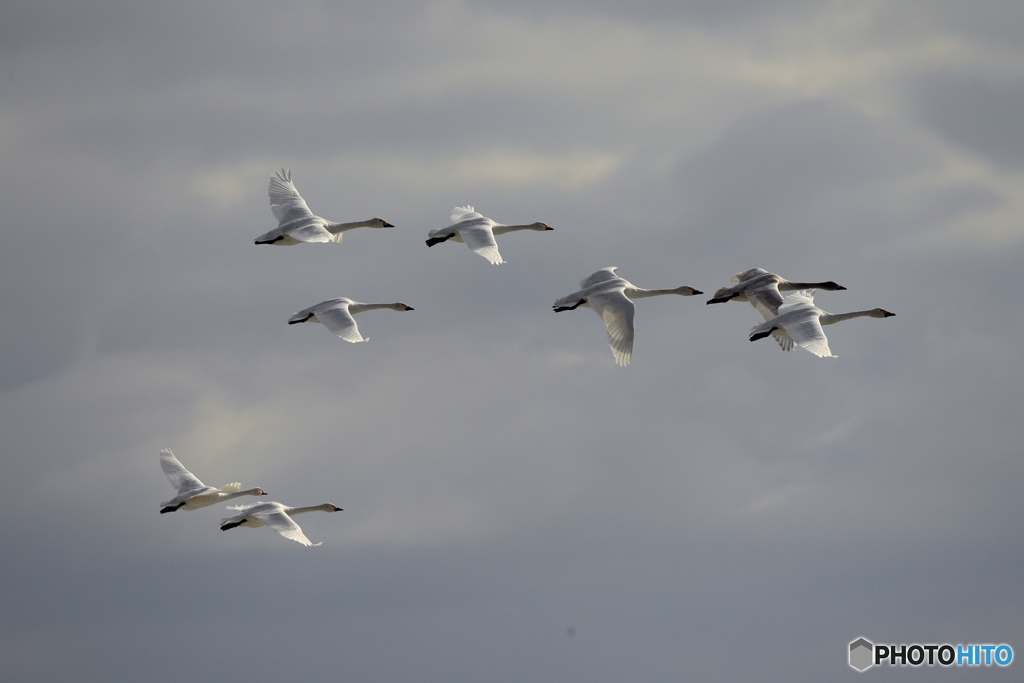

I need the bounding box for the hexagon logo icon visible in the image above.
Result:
[849,637,874,671]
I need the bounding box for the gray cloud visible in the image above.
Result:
[478,0,822,27]
[912,72,1024,169]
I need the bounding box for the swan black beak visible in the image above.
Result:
[690,289,703,295]
[882,310,895,317]
[382,221,395,227]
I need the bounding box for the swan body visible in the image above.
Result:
[158,449,267,514]
[254,169,393,245]
[552,267,702,366]
[288,297,414,343]
[748,290,894,358]
[220,502,342,546]
[425,206,551,264]
[706,268,847,320]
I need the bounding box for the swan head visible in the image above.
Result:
[397,303,414,311]
[255,488,268,496]
[323,504,343,512]
[531,222,553,231]
[371,218,394,228]
[675,286,703,296]
[874,308,895,318]
[820,281,847,291]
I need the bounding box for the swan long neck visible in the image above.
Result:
[326,220,375,233]
[286,504,335,516]
[625,286,691,299]
[492,223,544,235]
[820,310,877,325]
[223,488,263,500]
[349,302,406,314]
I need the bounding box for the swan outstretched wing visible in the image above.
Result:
[712,271,783,320]
[316,303,365,343]
[459,224,504,264]
[254,509,320,546]
[774,293,834,357]
[579,267,621,290]
[269,169,315,225]
[771,330,796,352]
[226,503,260,512]
[778,289,816,310]
[450,206,483,224]
[589,290,635,366]
[160,449,206,493]
[784,313,834,357]
[745,279,785,320]
[731,267,769,283]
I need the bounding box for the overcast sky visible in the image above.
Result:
[2,1,1023,681]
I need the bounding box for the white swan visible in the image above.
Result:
[552,267,702,366]
[706,268,847,319]
[158,449,267,514]
[288,297,414,342]
[425,206,551,264]
[254,169,393,245]
[748,290,894,358]
[220,502,342,547]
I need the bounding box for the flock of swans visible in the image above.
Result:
[159,168,895,546]
[159,449,339,546]
[705,267,894,358]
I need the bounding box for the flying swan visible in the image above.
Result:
[748,290,894,358]
[425,206,551,264]
[706,267,847,319]
[220,502,343,546]
[254,168,394,245]
[706,268,848,350]
[288,297,414,342]
[158,448,267,514]
[552,267,702,366]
